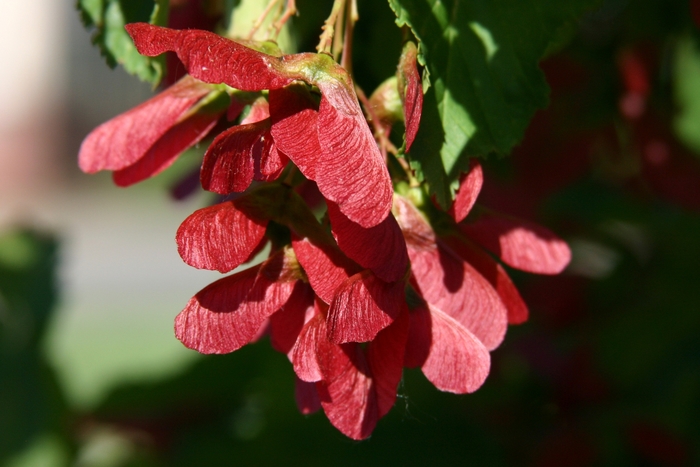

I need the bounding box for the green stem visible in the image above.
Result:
[272,0,298,40]
[247,0,281,40]
[340,0,357,74]
[317,0,346,54]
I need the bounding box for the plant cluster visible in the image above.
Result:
[78,0,574,439]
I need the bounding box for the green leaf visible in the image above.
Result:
[388,0,599,207]
[0,230,66,463]
[77,0,102,26]
[0,354,67,464]
[76,0,169,85]
[0,230,59,350]
[674,35,700,157]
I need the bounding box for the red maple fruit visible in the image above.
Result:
[394,194,508,351]
[175,247,302,354]
[200,97,289,194]
[390,174,570,394]
[404,298,491,394]
[175,195,269,274]
[72,2,585,444]
[397,41,423,152]
[174,195,410,439]
[398,189,496,396]
[124,23,393,228]
[172,160,570,439]
[78,75,228,186]
[452,162,571,276]
[290,300,409,440]
[396,159,571,338]
[365,40,423,156]
[175,182,408,346]
[291,229,406,345]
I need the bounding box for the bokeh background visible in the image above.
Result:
[2,0,700,465]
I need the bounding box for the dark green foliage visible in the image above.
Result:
[0,230,68,463]
[388,0,600,207]
[76,0,168,84]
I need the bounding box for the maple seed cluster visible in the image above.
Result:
[78,23,571,440]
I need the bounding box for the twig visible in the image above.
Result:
[332,2,346,60]
[339,0,357,72]
[272,0,298,40]
[247,0,281,40]
[317,0,346,54]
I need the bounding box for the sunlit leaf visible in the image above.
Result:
[77,0,168,84]
[673,35,700,156]
[388,0,599,206]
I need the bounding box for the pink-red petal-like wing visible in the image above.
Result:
[443,234,529,324]
[291,237,359,304]
[79,76,210,173]
[410,304,491,394]
[460,212,571,274]
[367,308,409,418]
[200,120,270,194]
[409,244,507,351]
[398,41,423,152]
[316,342,376,440]
[255,142,288,181]
[448,160,483,223]
[125,23,294,91]
[326,271,405,344]
[315,311,408,440]
[269,85,321,180]
[314,94,393,228]
[243,98,288,180]
[327,201,408,283]
[240,98,270,125]
[176,200,267,273]
[269,282,315,354]
[395,195,507,349]
[174,253,296,354]
[290,310,326,382]
[113,109,220,186]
